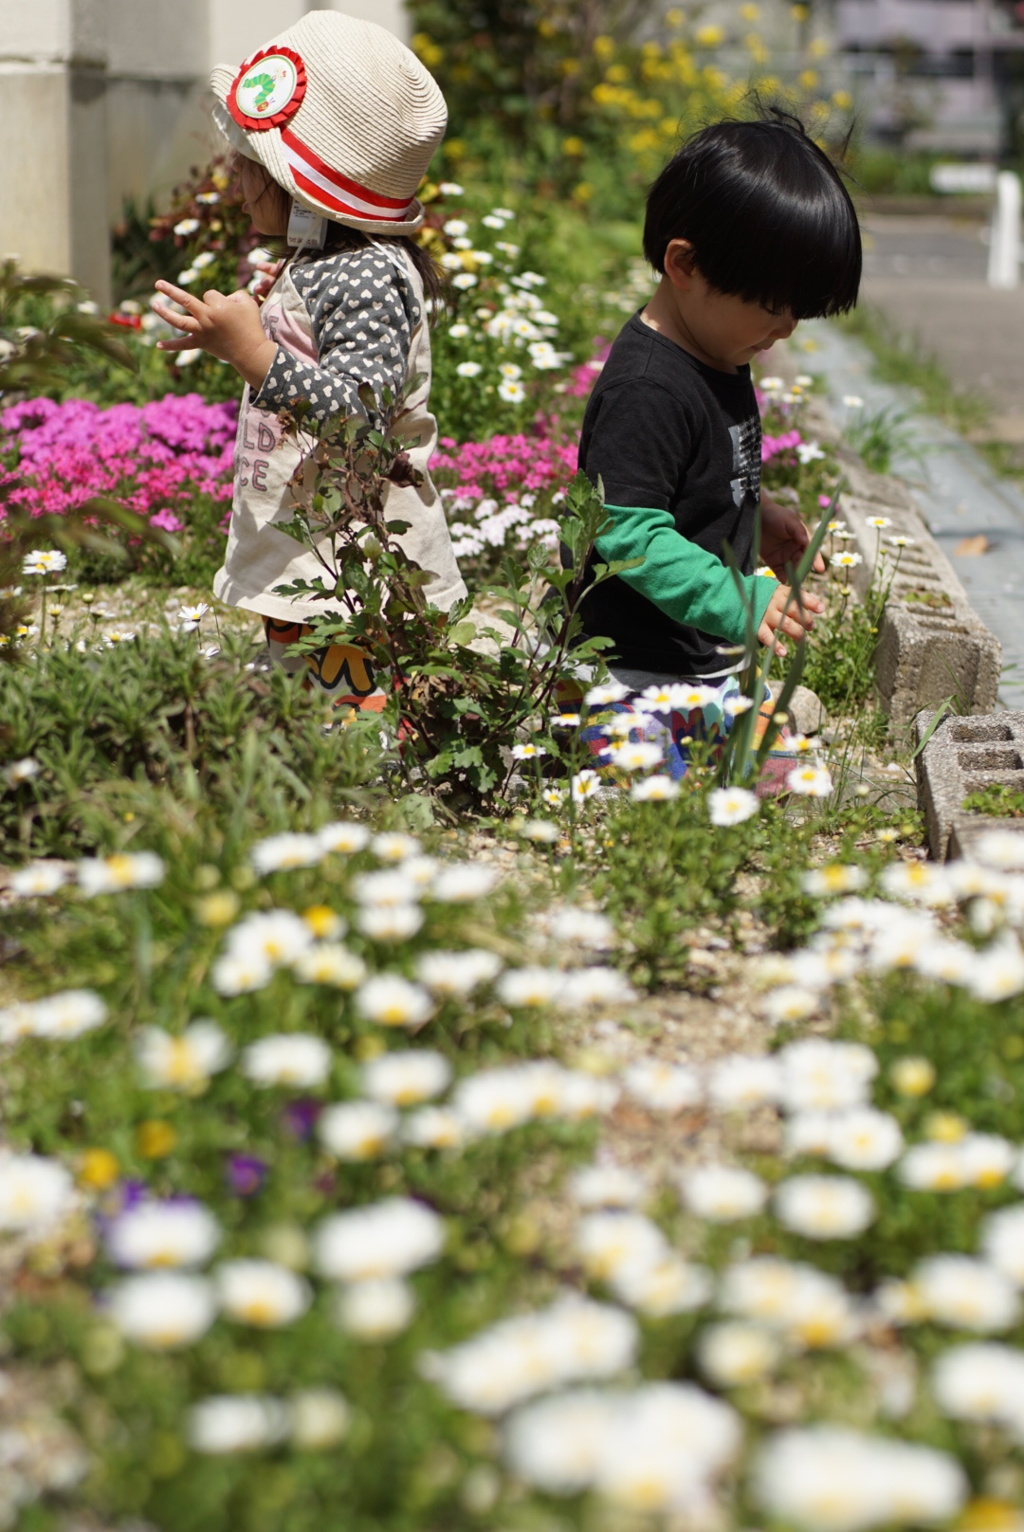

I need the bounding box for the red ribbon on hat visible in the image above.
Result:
[228,46,307,132]
[280,127,417,223]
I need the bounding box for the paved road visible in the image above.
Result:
[862,212,1024,437]
[801,317,1024,709]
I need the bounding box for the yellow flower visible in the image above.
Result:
[695,23,725,46]
[665,7,684,26]
[924,1111,967,1144]
[798,68,819,89]
[741,1,761,16]
[890,1056,936,1097]
[537,16,557,37]
[791,3,809,17]
[195,889,240,927]
[79,1148,120,1190]
[561,57,581,76]
[574,182,594,202]
[809,36,829,56]
[605,63,628,83]
[960,1500,1024,1532]
[562,136,585,156]
[303,904,343,939]
[593,34,616,60]
[136,1120,177,1158]
[832,88,853,108]
[412,32,443,68]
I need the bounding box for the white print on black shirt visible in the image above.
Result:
[728,415,762,507]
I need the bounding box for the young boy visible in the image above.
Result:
[574,112,861,775]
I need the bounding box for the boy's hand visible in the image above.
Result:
[758,582,824,657]
[151,280,277,390]
[760,495,826,578]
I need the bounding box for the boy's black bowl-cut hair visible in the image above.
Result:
[643,110,861,319]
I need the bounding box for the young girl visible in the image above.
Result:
[567,112,860,781]
[151,10,466,713]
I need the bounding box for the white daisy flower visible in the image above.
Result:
[77,850,165,896]
[335,1277,416,1339]
[109,1272,216,1349]
[135,1020,232,1090]
[217,1260,311,1327]
[318,1100,398,1160]
[31,988,108,1040]
[681,1164,767,1222]
[355,975,434,1029]
[189,1395,290,1454]
[314,1197,446,1281]
[0,1153,75,1234]
[107,1201,220,1270]
[361,1050,452,1107]
[774,1174,875,1239]
[241,1034,332,1089]
[707,786,760,826]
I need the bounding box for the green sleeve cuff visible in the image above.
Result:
[595,503,779,647]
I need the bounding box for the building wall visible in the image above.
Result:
[0,0,410,302]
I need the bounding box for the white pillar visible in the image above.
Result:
[0,0,111,304]
[988,170,1022,290]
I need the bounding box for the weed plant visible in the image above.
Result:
[0,628,381,862]
[962,782,1024,818]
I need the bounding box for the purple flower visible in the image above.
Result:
[281,1099,322,1141]
[225,1154,267,1197]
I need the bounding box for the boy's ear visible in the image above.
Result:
[664,239,698,292]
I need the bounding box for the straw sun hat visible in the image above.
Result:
[210,10,446,236]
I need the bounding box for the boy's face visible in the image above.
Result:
[660,240,797,370]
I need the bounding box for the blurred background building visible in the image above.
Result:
[0,0,407,306]
[835,0,1024,155]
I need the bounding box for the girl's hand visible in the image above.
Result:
[151,280,277,389]
[757,582,824,657]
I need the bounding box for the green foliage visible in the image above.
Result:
[407,2,842,221]
[0,628,380,862]
[844,403,921,476]
[802,583,882,714]
[846,145,942,198]
[587,788,821,988]
[0,259,188,644]
[272,394,629,810]
[962,781,1024,818]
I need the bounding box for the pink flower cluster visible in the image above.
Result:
[0,394,237,535]
[431,429,578,500]
[762,428,802,464]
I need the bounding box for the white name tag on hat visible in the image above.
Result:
[287,202,327,249]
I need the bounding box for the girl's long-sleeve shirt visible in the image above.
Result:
[213,243,466,624]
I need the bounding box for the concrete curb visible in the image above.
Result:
[915,708,1024,859]
[836,461,1002,734]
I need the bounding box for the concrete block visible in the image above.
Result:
[836,460,1001,733]
[915,709,1024,859]
[768,681,828,735]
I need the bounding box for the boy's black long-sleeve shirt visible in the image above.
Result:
[576,313,777,678]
